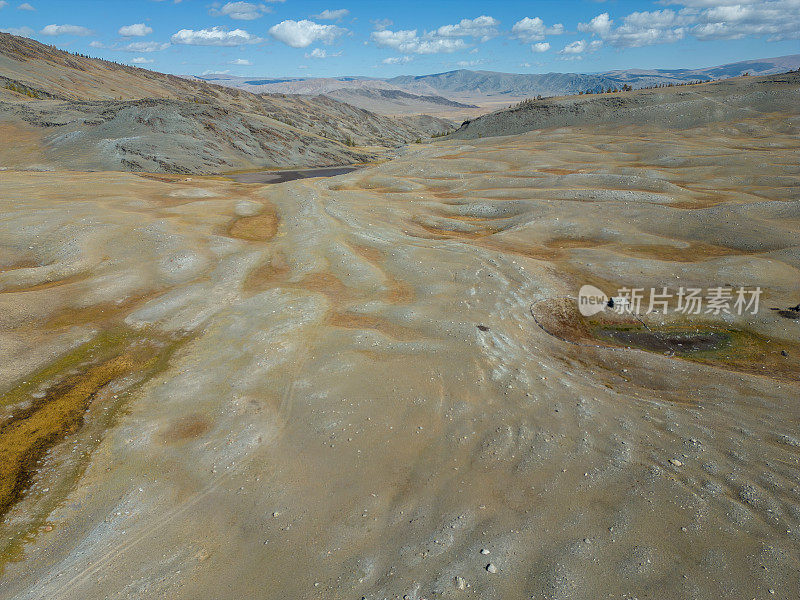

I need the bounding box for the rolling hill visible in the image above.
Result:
[446,71,800,140]
[0,33,454,173]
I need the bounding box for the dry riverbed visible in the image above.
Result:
[1,115,799,599]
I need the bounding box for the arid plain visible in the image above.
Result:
[1,39,800,600]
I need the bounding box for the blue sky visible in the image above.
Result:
[1,1,798,77]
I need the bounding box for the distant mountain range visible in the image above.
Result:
[199,54,800,113]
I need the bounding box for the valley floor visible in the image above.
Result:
[1,115,799,599]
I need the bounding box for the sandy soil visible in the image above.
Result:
[1,113,799,599]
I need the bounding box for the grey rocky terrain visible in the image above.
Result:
[448,71,800,139]
[0,33,454,174]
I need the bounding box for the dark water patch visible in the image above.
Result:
[595,327,730,354]
[227,166,358,184]
[531,298,800,381]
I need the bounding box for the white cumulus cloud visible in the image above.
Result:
[40,24,92,36]
[268,19,344,48]
[433,15,499,42]
[371,16,501,56]
[531,42,550,53]
[18,2,34,10]
[511,17,564,42]
[123,41,170,52]
[578,13,613,36]
[230,58,252,65]
[371,28,467,54]
[576,2,799,48]
[691,0,800,41]
[578,11,688,48]
[559,39,602,55]
[130,56,154,64]
[172,26,262,46]
[119,23,153,37]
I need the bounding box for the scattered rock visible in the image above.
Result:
[477,324,490,332]
[480,548,490,555]
[486,563,498,574]
[454,576,467,590]
[669,459,683,467]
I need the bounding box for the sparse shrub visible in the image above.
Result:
[3,81,41,98]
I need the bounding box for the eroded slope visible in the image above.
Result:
[0,33,454,173]
[1,104,799,599]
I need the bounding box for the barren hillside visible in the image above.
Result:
[448,71,800,139]
[0,33,454,173]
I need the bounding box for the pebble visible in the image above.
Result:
[454,576,467,590]
[480,548,490,555]
[486,563,498,574]
[669,459,683,466]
